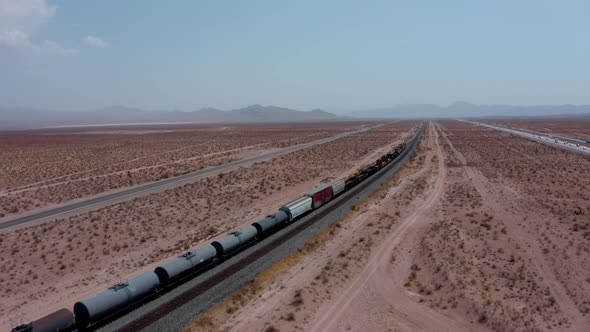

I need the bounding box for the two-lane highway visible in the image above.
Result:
[0,124,383,232]
[463,120,590,156]
[508,126,588,145]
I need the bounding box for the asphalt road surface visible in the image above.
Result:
[510,127,588,144]
[464,120,590,156]
[0,125,381,232]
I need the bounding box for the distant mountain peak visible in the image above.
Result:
[449,101,477,109]
[0,105,340,129]
[197,107,224,114]
[310,108,327,113]
[98,105,144,113]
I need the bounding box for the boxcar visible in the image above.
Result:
[305,184,334,209]
[330,179,346,196]
[280,196,313,221]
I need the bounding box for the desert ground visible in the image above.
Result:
[483,119,590,141]
[0,122,372,217]
[0,121,420,329]
[186,121,590,332]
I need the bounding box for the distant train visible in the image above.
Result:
[13,142,410,332]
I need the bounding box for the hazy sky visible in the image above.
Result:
[1,0,589,112]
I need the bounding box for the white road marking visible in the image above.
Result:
[461,120,590,156]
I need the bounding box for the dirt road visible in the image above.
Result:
[182,120,590,332]
[309,123,474,332]
[436,123,588,331]
[200,123,483,332]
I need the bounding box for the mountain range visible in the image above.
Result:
[1,102,590,130]
[0,105,339,130]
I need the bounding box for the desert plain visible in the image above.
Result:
[0,122,374,217]
[0,120,419,329]
[186,120,590,332]
[2,119,590,332]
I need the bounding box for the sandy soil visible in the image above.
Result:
[185,121,590,332]
[186,123,470,332]
[0,121,418,329]
[306,123,461,332]
[0,123,370,216]
[415,121,590,331]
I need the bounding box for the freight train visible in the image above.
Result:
[12,141,409,332]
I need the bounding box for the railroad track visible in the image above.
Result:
[110,123,425,332]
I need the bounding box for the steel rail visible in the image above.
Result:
[110,123,425,332]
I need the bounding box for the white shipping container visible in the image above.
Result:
[279,196,313,221]
[330,179,346,195]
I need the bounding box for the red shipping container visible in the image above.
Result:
[305,184,334,209]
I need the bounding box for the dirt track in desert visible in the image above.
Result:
[307,121,466,332]
[187,121,590,332]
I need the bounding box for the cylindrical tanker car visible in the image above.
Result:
[13,140,411,332]
[154,244,218,284]
[251,211,289,235]
[12,309,75,332]
[74,271,160,328]
[211,225,259,257]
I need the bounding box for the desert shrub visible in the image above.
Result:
[284,312,295,321]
